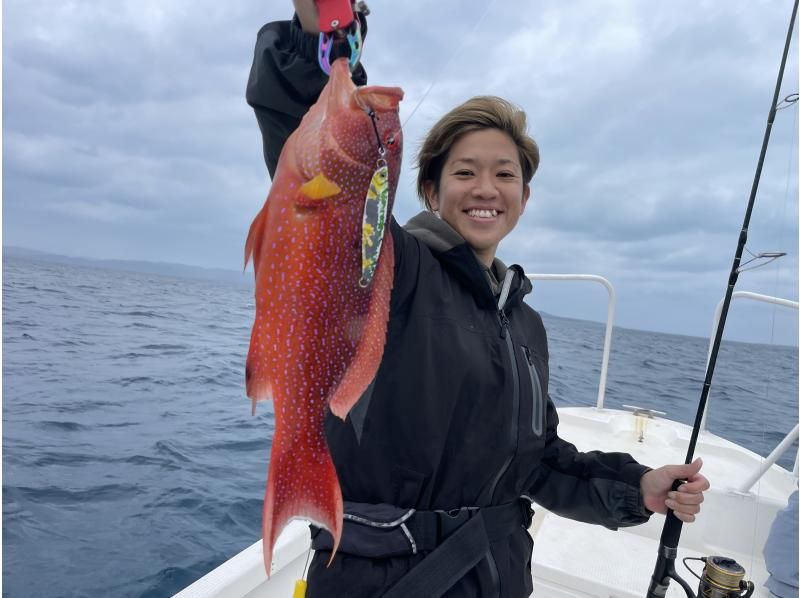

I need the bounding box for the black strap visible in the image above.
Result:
[383,501,530,598]
[383,511,490,598]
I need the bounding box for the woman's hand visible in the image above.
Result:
[293,0,320,34]
[640,458,710,523]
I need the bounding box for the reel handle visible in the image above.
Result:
[736,581,755,598]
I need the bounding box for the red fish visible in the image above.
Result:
[244,58,403,572]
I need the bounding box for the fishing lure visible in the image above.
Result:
[359,153,389,287]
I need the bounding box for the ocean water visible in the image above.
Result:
[3,255,797,598]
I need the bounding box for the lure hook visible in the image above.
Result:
[315,0,367,75]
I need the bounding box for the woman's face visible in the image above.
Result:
[424,128,530,267]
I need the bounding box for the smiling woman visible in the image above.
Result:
[240,2,710,597]
[413,95,538,266]
[421,122,533,266]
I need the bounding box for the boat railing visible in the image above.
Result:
[526,274,616,409]
[527,276,799,482]
[700,290,800,487]
[701,291,800,430]
[739,423,799,492]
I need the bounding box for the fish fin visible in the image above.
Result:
[328,232,395,420]
[298,174,341,204]
[244,346,272,408]
[250,388,272,415]
[262,427,343,575]
[245,203,269,274]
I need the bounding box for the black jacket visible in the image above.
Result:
[246,17,651,598]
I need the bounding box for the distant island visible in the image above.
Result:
[3,245,254,289]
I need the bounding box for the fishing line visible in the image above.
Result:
[292,545,314,598]
[302,545,312,577]
[745,43,798,581]
[401,0,500,129]
[778,94,799,267]
[738,93,798,275]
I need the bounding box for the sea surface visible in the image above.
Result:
[3,255,798,598]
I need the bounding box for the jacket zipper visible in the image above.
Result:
[482,271,521,598]
[486,270,520,504]
[523,346,544,437]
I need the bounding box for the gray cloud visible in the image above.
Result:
[4,0,798,343]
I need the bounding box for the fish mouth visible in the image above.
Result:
[352,86,404,113]
[327,58,404,113]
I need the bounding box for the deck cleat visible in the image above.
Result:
[623,404,667,442]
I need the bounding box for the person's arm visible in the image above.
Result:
[292,0,321,34]
[529,397,709,528]
[245,6,368,178]
[527,399,652,529]
[524,313,708,528]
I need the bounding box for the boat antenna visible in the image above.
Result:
[645,1,799,597]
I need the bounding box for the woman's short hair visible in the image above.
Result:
[415,96,540,210]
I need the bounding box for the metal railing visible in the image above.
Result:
[526,274,616,409]
[739,423,799,492]
[699,290,799,487]
[701,291,799,431]
[526,278,798,482]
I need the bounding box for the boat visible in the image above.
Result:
[174,276,798,598]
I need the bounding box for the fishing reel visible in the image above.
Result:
[648,552,756,598]
[683,556,755,598]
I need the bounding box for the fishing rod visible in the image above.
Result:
[646,1,798,597]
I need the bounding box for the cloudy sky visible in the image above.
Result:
[4,1,799,344]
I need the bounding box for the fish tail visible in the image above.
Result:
[262,429,343,575]
[244,204,269,274]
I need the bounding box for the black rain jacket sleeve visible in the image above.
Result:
[530,396,652,528]
[245,16,367,179]
[523,322,651,529]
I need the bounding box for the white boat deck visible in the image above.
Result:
[529,407,792,598]
[175,406,796,598]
